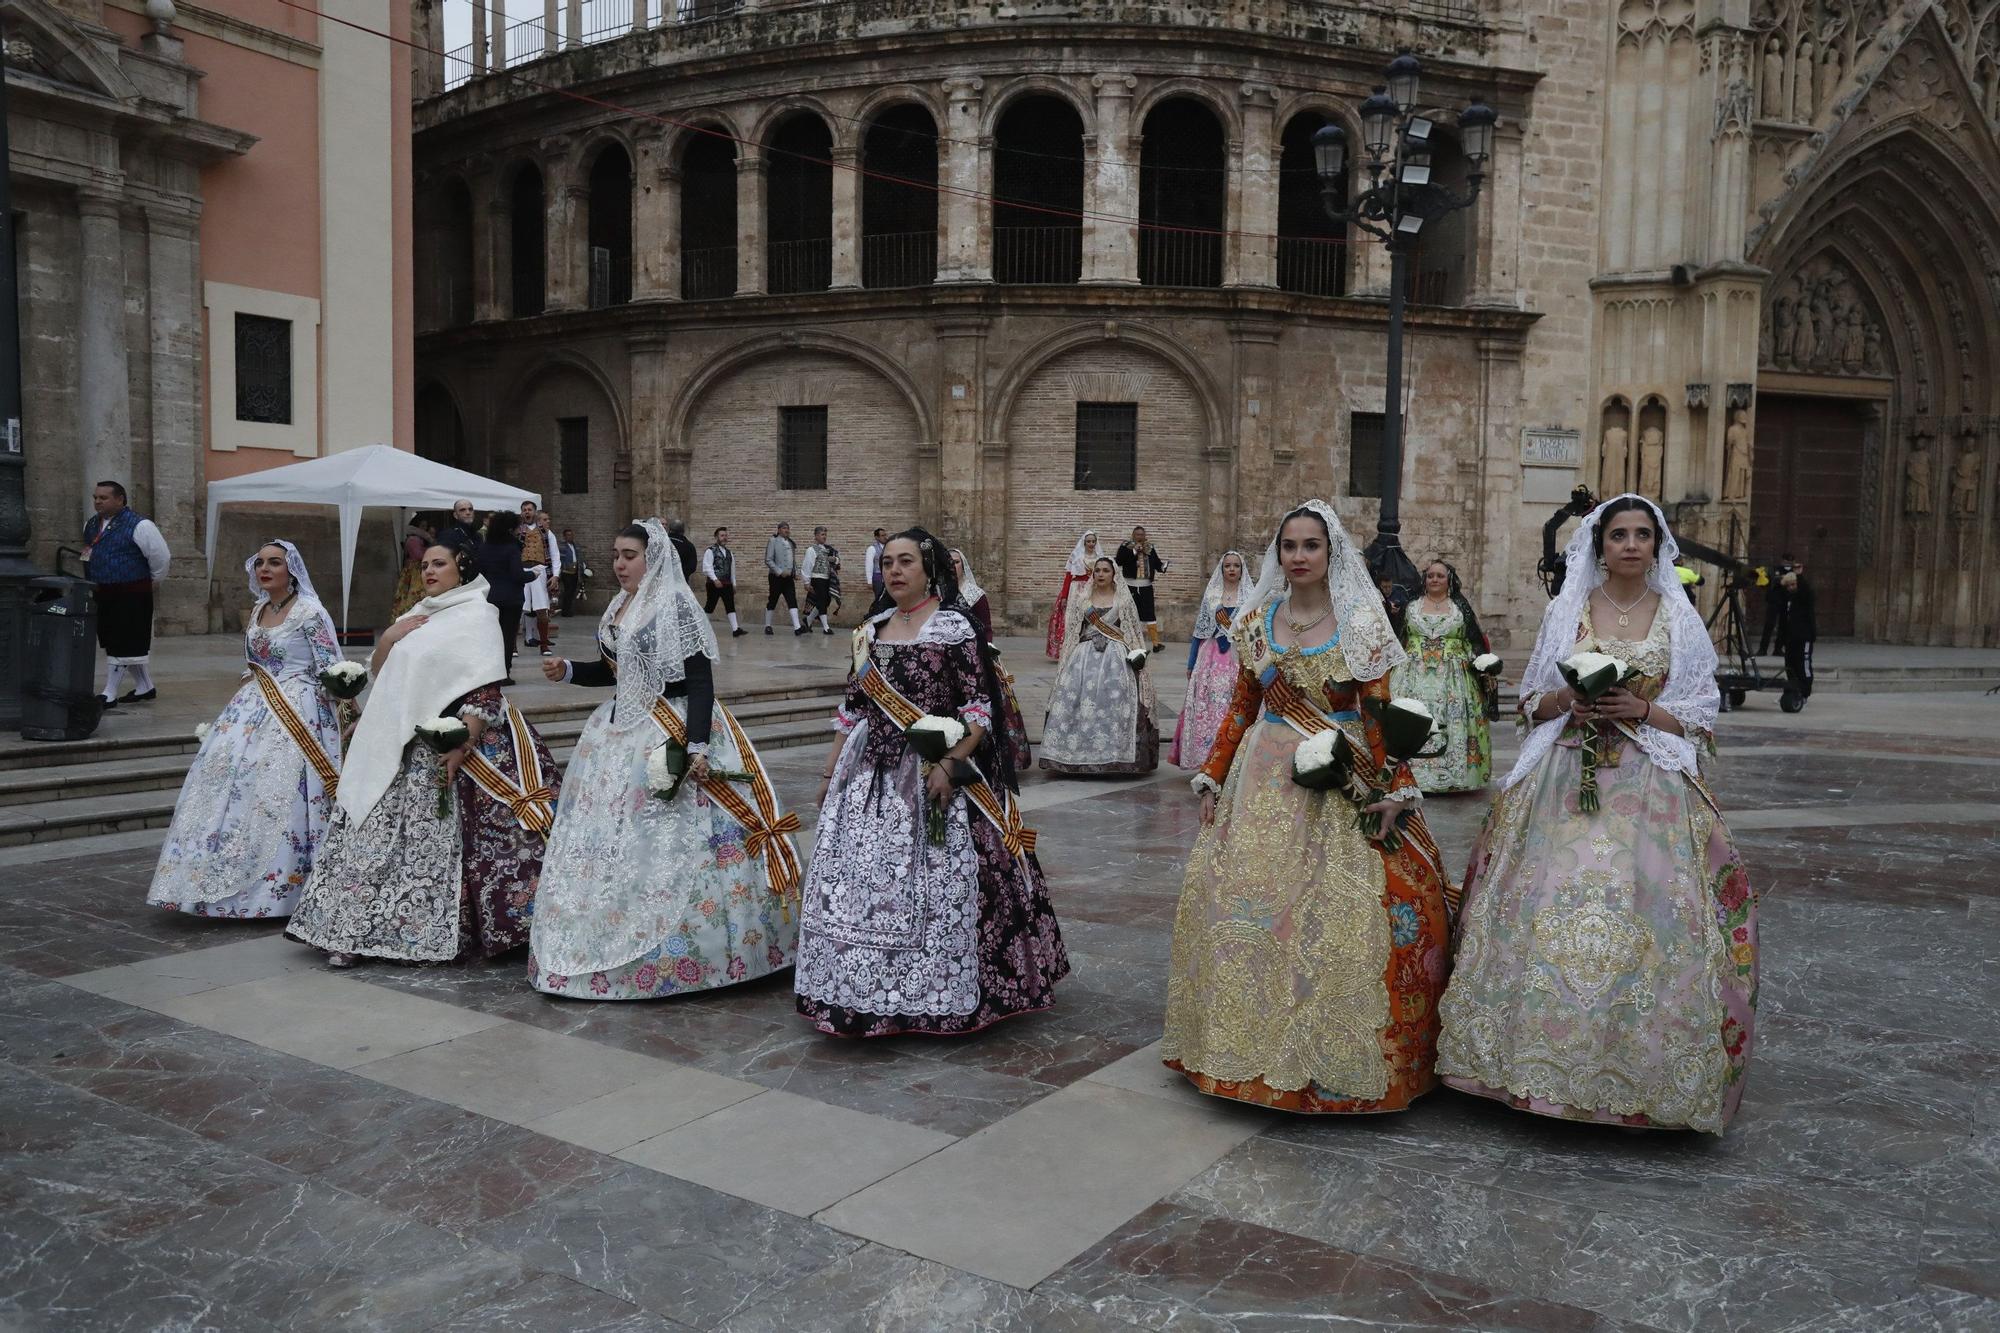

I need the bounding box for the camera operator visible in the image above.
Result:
[1758,554,1794,656]
[1780,561,1816,709]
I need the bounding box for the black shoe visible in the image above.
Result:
[822,627,834,635]
[1150,644,1164,654]
[502,677,518,686]
[794,626,810,636]
[731,628,747,638]
[765,627,774,635]
[122,688,159,703]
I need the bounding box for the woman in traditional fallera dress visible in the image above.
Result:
[796,529,1068,1037]
[1044,529,1100,661]
[951,547,1032,772]
[287,540,558,967]
[529,520,800,999]
[148,542,344,918]
[1437,494,1757,1134]
[1169,550,1246,770]
[1039,557,1159,776]
[1162,501,1457,1113]
[1391,558,1493,793]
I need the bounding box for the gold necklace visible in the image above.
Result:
[1599,585,1646,628]
[1285,601,1332,636]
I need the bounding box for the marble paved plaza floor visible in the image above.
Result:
[2,666,1998,1331]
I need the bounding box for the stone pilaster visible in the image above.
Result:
[474,167,510,321]
[144,205,203,631]
[1226,318,1279,545]
[830,144,861,290]
[633,135,680,301]
[545,153,586,312]
[938,77,986,282]
[77,187,132,504]
[628,334,676,518]
[1232,85,1277,288]
[735,148,767,295]
[1084,74,1137,285]
[934,315,984,554]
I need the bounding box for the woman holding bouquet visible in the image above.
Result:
[1169,550,1246,769]
[147,541,345,918]
[1437,494,1756,1134]
[1390,559,1493,792]
[1039,557,1159,776]
[529,520,799,1000]
[1162,501,1456,1114]
[287,539,558,967]
[1043,529,1099,661]
[795,528,1068,1037]
[950,547,1032,773]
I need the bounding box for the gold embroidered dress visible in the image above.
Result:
[1436,604,1757,1133]
[1161,601,1455,1113]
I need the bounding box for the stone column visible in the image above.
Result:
[631,0,645,33]
[545,153,586,312]
[830,143,861,290]
[77,188,132,501]
[1473,336,1527,644]
[472,0,488,74]
[145,205,202,629]
[935,315,984,553]
[633,134,680,300]
[490,0,506,70]
[1226,318,1279,542]
[1084,74,1138,284]
[566,0,580,44]
[1232,85,1277,288]
[938,76,985,282]
[475,171,512,321]
[735,148,767,295]
[543,0,557,54]
[627,334,675,518]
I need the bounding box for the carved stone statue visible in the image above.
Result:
[1762,37,1787,118]
[1864,323,1887,374]
[1769,294,1796,367]
[1817,44,1842,113]
[1793,37,1816,120]
[1723,409,1753,501]
[1905,442,1932,516]
[1838,307,1866,372]
[1950,448,1981,518]
[1808,282,1838,370]
[1600,424,1630,492]
[1788,289,1818,367]
[1638,425,1666,499]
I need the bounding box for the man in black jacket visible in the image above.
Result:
[1115,525,1168,652]
[1780,563,1816,709]
[470,513,536,682]
[667,518,698,581]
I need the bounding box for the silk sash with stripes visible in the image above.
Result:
[646,697,802,900]
[247,664,340,796]
[461,702,557,837]
[854,658,1039,865]
[1260,671,1458,913]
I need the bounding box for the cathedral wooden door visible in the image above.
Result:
[1750,395,1868,637]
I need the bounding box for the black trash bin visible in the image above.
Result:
[22,576,103,742]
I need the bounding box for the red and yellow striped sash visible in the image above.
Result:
[247,665,339,796]
[462,702,557,837]
[647,698,802,901]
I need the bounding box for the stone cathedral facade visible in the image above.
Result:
[409,0,2000,647]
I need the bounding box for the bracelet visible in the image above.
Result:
[1642,701,1654,726]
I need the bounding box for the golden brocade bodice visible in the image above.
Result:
[1240,602,1355,701]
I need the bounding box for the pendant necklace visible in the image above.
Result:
[1286,601,1332,636]
[1600,585,1645,629]
[894,596,937,626]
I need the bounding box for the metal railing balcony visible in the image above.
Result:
[993,225,1082,285]
[681,244,738,300]
[766,236,833,295]
[1139,228,1222,289]
[1275,235,1349,297]
[861,231,938,289]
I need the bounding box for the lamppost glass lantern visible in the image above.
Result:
[1359,88,1398,159]
[1458,101,1498,164]
[1311,122,1347,182]
[1385,52,1422,111]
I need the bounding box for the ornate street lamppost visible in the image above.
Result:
[1313,54,1497,603]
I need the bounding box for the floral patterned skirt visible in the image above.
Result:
[1436,741,1757,1133]
[1040,641,1158,776]
[1162,719,1451,1113]
[1169,638,1236,770]
[529,699,797,1000]
[1390,649,1491,793]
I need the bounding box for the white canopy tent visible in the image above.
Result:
[203,445,541,625]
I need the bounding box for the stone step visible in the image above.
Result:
[0,701,841,848]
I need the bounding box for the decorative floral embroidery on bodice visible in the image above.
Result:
[246,601,335,680]
[1247,600,1354,701]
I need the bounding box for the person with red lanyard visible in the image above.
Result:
[82,480,172,706]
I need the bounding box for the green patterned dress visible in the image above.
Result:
[1392,602,1491,792]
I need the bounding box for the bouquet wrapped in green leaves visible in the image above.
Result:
[1559,650,1635,813]
[414,717,470,818]
[646,738,750,803]
[1355,696,1445,852]
[905,715,968,845]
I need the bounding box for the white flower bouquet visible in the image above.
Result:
[1356,696,1444,851]
[1470,652,1503,677]
[414,717,471,818]
[318,660,369,700]
[905,714,968,846]
[1290,728,1355,792]
[1558,650,1635,813]
[193,722,211,744]
[1126,648,1148,671]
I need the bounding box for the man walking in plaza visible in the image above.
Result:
[864,527,888,602]
[1780,561,1817,710]
[763,521,800,635]
[558,527,582,616]
[702,526,745,636]
[520,501,560,655]
[799,525,836,636]
[667,518,698,580]
[82,480,172,706]
[1116,524,1169,652]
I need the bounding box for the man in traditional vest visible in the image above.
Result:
[701,526,745,636]
[763,521,800,635]
[1115,524,1169,652]
[519,501,559,656]
[82,480,172,705]
[798,525,836,636]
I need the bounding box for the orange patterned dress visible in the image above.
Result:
[1162,602,1455,1113]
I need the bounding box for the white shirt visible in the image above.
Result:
[864,542,883,585]
[700,546,722,582]
[542,529,562,579]
[134,518,172,580]
[800,544,826,582]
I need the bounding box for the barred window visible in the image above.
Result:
[779,406,829,490]
[1074,402,1137,491]
[1349,411,1388,499]
[234,314,292,425]
[558,417,589,494]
